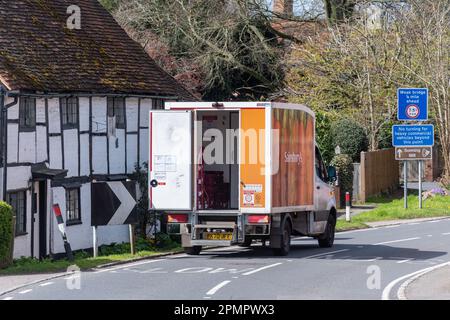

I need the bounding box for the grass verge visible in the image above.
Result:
[337,194,450,232]
[0,247,182,276]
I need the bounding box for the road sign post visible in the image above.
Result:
[394,88,430,210]
[403,162,408,209]
[419,161,423,209]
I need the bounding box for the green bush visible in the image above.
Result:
[315,111,335,164]
[331,119,368,162]
[0,202,14,269]
[331,154,354,207]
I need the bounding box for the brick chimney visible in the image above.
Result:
[273,0,294,16]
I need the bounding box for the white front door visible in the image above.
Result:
[149,111,193,210]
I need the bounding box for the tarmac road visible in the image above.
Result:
[2,218,450,300]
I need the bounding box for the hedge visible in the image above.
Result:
[0,201,14,269]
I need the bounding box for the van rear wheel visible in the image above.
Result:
[273,222,291,256]
[184,246,202,255]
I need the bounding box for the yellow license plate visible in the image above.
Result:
[206,233,233,241]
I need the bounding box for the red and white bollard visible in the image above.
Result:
[345,192,351,222]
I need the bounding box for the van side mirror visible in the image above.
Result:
[327,166,337,182]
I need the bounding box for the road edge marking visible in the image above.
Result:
[93,259,166,273]
[397,262,450,300]
[382,261,450,300]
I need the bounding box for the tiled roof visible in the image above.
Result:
[0,0,195,100]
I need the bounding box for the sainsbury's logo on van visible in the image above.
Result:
[284,152,302,165]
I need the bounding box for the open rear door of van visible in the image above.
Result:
[149,110,193,211]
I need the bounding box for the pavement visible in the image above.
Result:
[404,265,450,300]
[1,217,450,300]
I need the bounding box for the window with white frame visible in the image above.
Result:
[8,191,27,236]
[61,97,79,128]
[66,188,81,224]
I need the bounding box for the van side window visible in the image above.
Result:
[315,147,328,182]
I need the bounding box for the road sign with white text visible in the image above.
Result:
[398,88,428,121]
[395,147,433,161]
[392,125,434,147]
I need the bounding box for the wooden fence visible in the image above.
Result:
[359,148,400,203]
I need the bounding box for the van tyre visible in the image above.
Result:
[318,214,336,248]
[184,246,202,255]
[273,222,292,256]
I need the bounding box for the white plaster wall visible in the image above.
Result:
[92,97,107,134]
[18,132,36,163]
[126,134,138,173]
[49,136,63,169]
[6,98,18,120]
[109,130,126,174]
[36,99,46,123]
[7,166,30,190]
[48,98,61,134]
[36,126,48,163]
[139,129,149,165]
[79,97,90,132]
[92,136,107,174]
[7,123,18,163]
[80,134,90,176]
[63,129,79,177]
[126,98,139,132]
[140,98,151,128]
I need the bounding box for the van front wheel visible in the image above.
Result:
[318,215,336,248]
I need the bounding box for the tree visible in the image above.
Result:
[113,0,285,100]
[324,0,357,24]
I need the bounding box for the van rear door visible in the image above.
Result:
[149,111,193,210]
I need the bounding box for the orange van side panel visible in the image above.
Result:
[272,108,314,207]
[240,109,266,208]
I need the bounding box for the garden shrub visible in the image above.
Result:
[0,202,14,269]
[331,119,368,162]
[331,154,354,207]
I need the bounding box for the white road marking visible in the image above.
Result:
[242,263,283,276]
[408,223,420,225]
[2,297,14,301]
[442,232,450,235]
[39,282,54,287]
[398,262,450,300]
[382,261,450,300]
[302,249,350,260]
[426,235,433,237]
[206,281,231,295]
[94,259,166,273]
[374,237,421,246]
[396,258,413,264]
[232,276,239,279]
[203,296,212,299]
[19,289,32,294]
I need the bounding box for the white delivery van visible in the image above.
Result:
[149,102,337,256]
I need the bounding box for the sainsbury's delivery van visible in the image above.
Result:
[149,102,337,256]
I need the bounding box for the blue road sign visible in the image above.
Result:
[398,88,428,121]
[392,125,434,147]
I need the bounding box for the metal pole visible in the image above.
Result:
[404,161,408,209]
[418,160,423,209]
[345,192,351,222]
[93,226,98,258]
[129,224,135,255]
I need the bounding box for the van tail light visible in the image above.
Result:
[168,214,189,223]
[247,215,270,224]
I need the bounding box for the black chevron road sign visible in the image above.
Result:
[91,181,138,226]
